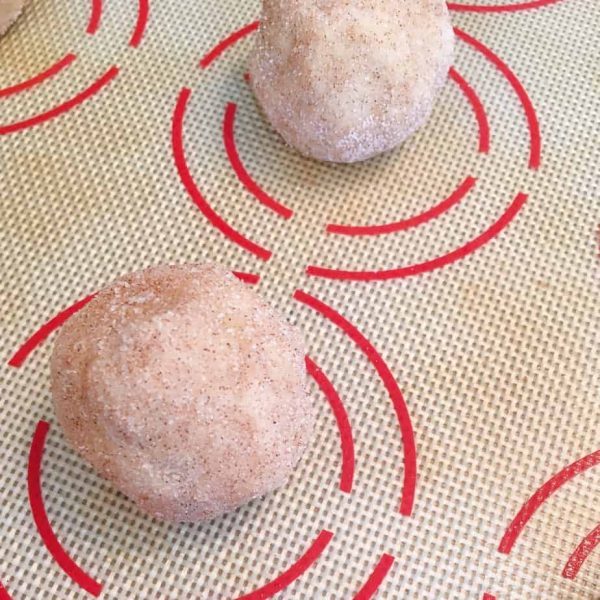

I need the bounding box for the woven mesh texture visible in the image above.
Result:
[1,0,599,598]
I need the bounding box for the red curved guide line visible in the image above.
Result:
[327,176,476,236]
[499,450,600,554]
[87,0,102,34]
[223,102,293,219]
[354,554,395,599]
[308,191,527,281]
[200,21,259,69]
[482,594,496,600]
[28,421,103,596]
[455,28,540,169]
[172,88,272,260]
[0,66,119,136]
[8,295,95,368]
[449,67,490,154]
[236,530,333,599]
[295,290,416,516]
[0,583,12,600]
[129,0,149,48]
[305,356,355,493]
[0,53,76,98]
[448,0,563,13]
[232,271,260,284]
[562,522,600,579]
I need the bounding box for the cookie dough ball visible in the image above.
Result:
[51,264,314,522]
[250,0,454,163]
[0,0,27,36]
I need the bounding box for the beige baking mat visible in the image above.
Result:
[1,0,599,598]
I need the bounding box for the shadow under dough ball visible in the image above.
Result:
[250,0,454,163]
[51,264,314,522]
[0,0,27,36]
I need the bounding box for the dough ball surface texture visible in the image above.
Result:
[51,264,314,522]
[0,0,27,36]
[250,0,454,163]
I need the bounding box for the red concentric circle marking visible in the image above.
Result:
[172,88,272,261]
[0,582,12,600]
[28,421,103,597]
[223,102,294,219]
[308,191,528,281]
[0,66,119,136]
[448,67,490,154]
[129,0,149,48]
[562,523,600,580]
[498,450,600,554]
[448,0,563,13]
[0,53,77,98]
[305,356,355,493]
[327,176,477,236]
[353,553,395,599]
[455,28,541,169]
[235,529,333,600]
[294,290,417,516]
[199,21,259,70]
[87,0,102,35]
[8,295,96,368]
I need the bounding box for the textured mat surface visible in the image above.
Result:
[1,0,599,598]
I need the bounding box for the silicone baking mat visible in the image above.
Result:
[1,0,598,598]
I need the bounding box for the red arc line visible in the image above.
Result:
[8,295,96,367]
[562,522,600,580]
[232,271,261,284]
[499,450,600,554]
[0,66,119,136]
[308,191,527,281]
[28,421,103,596]
[129,0,149,48]
[0,583,12,600]
[223,102,293,219]
[353,554,395,600]
[305,356,355,493]
[87,0,102,34]
[448,67,490,154]
[448,0,563,13]
[0,53,76,98]
[455,28,540,169]
[199,21,260,69]
[327,176,476,236]
[172,88,272,261]
[482,594,496,600]
[235,530,333,599]
[294,290,417,516]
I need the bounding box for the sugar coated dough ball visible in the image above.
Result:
[250,0,454,163]
[0,0,27,36]
[51,264,314,522]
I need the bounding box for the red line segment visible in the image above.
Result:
[223,102,293,219]
[448,0,563,13]
[232,271,260,284]
[235,530,333,599]
[0,54,76,98]
[0,66,119,136]
[562,523,600,579]
[327,176,476,236]
[129,0,149,48]
[0,583,12,600]
[87,0,102,34]
[308,192,527,281]
[200,21,260,69]
[28,421,103,596]
[499,450,600,554]
[305,356,355,493]
[455,28,540,169]
[353,554,395,600]
[295,290,416,515]
[172,88,272,260]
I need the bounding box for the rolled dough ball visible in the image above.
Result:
[0,0,27,36]
[250,0,454,163]
[51,264,314,522]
